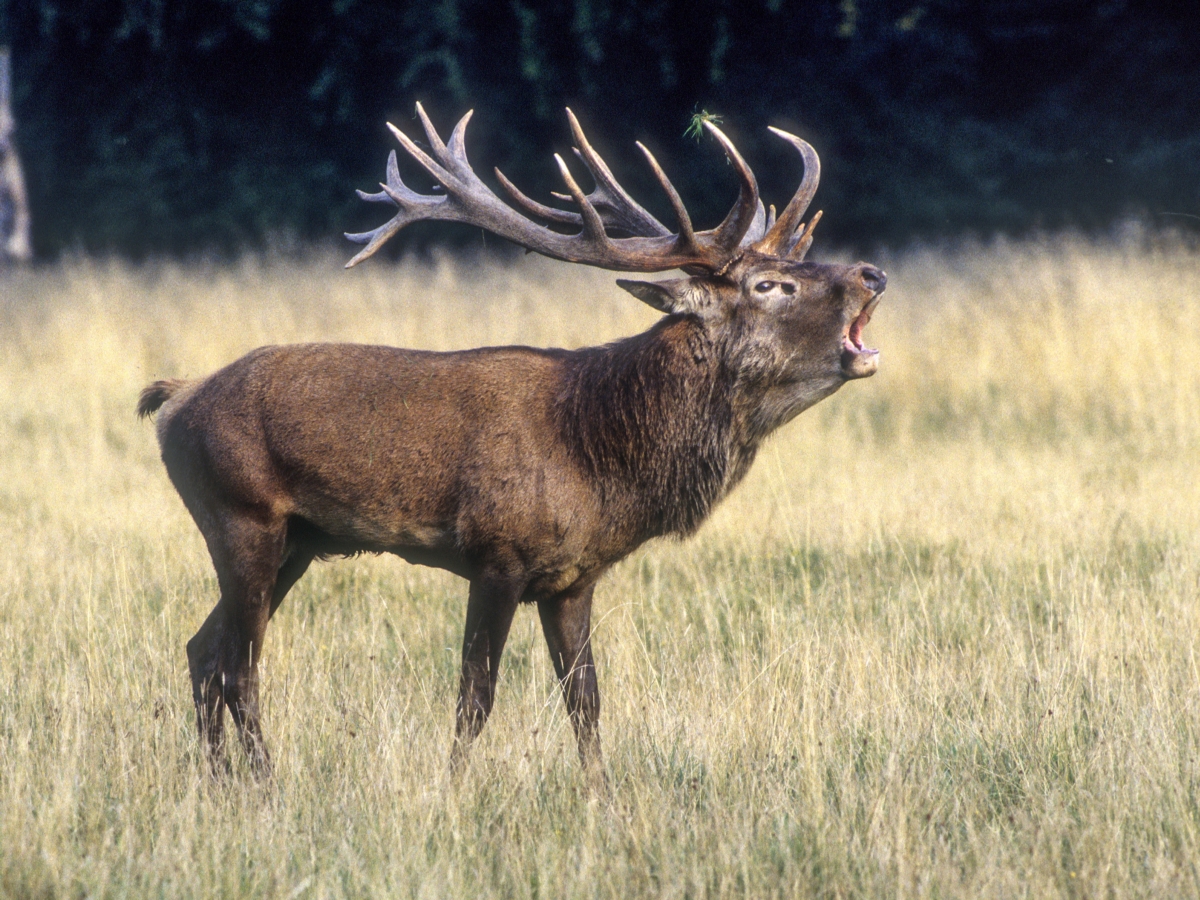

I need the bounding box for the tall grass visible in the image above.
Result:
[1,231,1199,898]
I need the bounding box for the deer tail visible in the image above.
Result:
[137,379,188,419]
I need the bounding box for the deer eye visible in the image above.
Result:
[779,282,796,295]
[754,280,775,293]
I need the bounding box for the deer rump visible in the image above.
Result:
[139,106,886,786]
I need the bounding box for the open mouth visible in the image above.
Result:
[840,294,882,377]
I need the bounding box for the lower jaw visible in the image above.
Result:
[841,348,879,379]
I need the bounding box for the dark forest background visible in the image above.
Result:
[3,0,1199,257]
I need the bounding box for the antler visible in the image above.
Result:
[749,127,822,260]
[345,103,761,273]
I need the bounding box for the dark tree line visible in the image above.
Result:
[2,0,1198,257]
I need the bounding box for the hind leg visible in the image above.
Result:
[187,511,288,777]
[186,603,232,772]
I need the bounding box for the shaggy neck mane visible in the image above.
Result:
[555,316,752,538]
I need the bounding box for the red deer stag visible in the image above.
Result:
[138,105,885,782]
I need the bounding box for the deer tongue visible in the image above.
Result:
[846,296,879,353]
[840,296,880,378]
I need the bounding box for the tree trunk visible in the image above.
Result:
[0,47,32,262]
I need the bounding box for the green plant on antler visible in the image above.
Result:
[685,108,723,142]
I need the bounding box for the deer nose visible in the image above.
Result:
[857,265,887,293]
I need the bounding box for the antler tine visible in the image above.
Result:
[445,110,473,169]
[344,215,408,268]
[414,101,449,161]
[635,142,698,251]
[702,121,761,254]
[553,153,608,241]
[564,109,612,181]
[494,167,582,225]
[789,209,822,261]
[751,127,820,257]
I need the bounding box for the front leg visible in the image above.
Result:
[538,584,606,789]
[449,571,524,773]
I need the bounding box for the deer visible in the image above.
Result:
[137,104,885,785]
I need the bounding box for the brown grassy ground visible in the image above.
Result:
[1,231,1199,898]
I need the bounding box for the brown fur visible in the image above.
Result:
[141,253,886,784]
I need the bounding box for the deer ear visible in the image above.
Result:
[616,278,698,315]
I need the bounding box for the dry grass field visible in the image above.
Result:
[2,230,1199,898]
